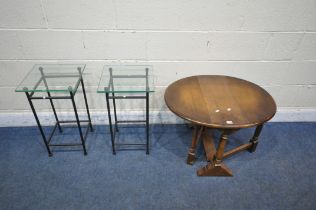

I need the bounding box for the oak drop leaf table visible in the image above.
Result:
[164,75,276,176]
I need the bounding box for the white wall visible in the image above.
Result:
[0,0,316,125]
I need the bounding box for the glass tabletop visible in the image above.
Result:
[15,64,85,93]
[97,65,154,93]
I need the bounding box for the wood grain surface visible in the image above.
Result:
[164,75,277,129]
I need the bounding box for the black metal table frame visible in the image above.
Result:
[104,67,150,155]
[24,66,93,156]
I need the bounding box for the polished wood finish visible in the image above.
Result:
[187,126,204,165]
[248,124,264,152]
[197,161,233,177]
[164,75,277,176]
[165,75,276,129]
[223,142,252,159]
[198,130,233,176]
[202,129,216,161]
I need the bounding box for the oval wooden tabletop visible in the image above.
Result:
[164,75,277,129]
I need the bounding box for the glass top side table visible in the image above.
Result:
[15,64,93,156]
[97,65,154,154]
[97,65,154,93]
[16,64,86,93]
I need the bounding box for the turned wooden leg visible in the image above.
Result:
[248,124,264,153]
[187,125,204,165]
[197,130,233,177]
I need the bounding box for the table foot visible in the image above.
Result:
[197,163,233,177]
[187,151,196,165]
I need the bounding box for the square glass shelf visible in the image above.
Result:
[97,65,154,93]
[15,64,86,93]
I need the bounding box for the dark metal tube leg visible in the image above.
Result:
[106,92,116,155]
[248,124,264,153]
[80,78,93,132]
[109,67,118,132]
[25,91,52,157]
[48,97,62,133]
[146,92,149,154]
[112,92,119,132]
[70,91,87,155]
[39,68,62,133]
[145,68,150,155]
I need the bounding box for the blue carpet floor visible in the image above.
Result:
[0,123,315,210]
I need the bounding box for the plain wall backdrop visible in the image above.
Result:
[0,0,316,125]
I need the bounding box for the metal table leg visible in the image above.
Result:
[25,90,53,157]
[146,92,150,154]
[70,87,87,155]
[80,77,93,132]
[106,91,116,155]
[39,67,62,133]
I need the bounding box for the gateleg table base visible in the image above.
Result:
[187,124,264,177]
[197,162,233,177]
